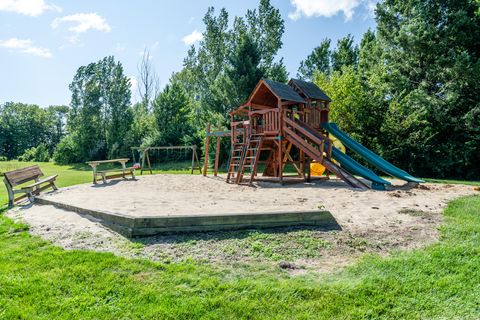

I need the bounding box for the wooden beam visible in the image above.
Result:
[214,126,221,176]
[203,124,211,176]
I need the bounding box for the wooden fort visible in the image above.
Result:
[204,78,368,189]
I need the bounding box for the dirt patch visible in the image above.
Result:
[6,175,475,273]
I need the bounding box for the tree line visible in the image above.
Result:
[0,0,478,179]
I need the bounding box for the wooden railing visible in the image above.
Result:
[250,109,280,135]
[304,107,322,129]
[283,117,333,160]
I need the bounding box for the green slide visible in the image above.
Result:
[329,146,391,190]
[322,123,424,184]
[292,119,390,190]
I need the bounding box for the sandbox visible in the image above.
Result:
[35,175,338,236]
[34,174,474,238]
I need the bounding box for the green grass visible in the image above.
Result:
[1,194,479,318]
[423,178,480,186]
[1,160,479,318]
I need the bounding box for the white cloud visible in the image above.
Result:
[182,30,203,46]
[289,0,364,21]
[0,37,52,58]
[0,0,61,16]
[51,13,111,33]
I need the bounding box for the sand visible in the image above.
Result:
[6,174,477,272]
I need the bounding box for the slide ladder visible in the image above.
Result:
[283,118,368,190]
[226,140,245,183]
[236,135,264,184]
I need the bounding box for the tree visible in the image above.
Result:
[331,34,359,72]
[314,66,376,146]
[46,105,69,151]
[178,0,288,122]
[152,79,194,146]
[245,0,287,80]
[0,102,58,159]
[137,49,159,112]
[375,0,480,178]
[298,39,331,80]
[65,56,132,162]
[223,33,263,111]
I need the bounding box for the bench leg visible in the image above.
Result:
[102,173,107,184]
[51,182,58,191]
[131,170,136,180]
[5,184,14,208]
[27,191,35,204]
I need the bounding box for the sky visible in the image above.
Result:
[0,0,377,107]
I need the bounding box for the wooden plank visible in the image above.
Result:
[87,158,129,165]
[4,165,43,186]
[214,126,221,177]
[203,124,211,176]
[21,175,57,190]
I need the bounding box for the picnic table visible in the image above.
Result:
[87,158,135,184]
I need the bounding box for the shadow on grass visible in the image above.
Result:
[129,222,342,247]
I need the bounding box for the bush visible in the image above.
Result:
[18,144,50,162]
[53,135,81,164]
[0,156,7,161]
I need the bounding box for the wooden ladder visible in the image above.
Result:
[236,135,264,185]
[226,141,245,183]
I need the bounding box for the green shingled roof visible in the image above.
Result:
[289,78,331,101]
[263,79,306,104]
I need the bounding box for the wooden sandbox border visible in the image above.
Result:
[34,197,337,237]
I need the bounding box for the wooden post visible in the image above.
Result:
[193,146,202,174]
[278,104,284,185]
[191,146,195,174]
[146,148,152,174]
[203,124,211,176]
[214,126,221,176]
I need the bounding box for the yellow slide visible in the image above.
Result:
[310,134,345,176]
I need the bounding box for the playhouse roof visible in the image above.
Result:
[289,78,331,101]
[263,79,305,104]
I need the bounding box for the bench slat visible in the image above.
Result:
[96,167,134,174]
[21,175,58,190]
[4,165,44,186]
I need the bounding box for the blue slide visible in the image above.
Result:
[322,123,424,184]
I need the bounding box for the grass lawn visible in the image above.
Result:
[0,193,479,318]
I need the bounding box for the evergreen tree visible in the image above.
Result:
[298,39,331,80]
[331,34,359,72]
[375,0,480,178]
[153,79,194,146]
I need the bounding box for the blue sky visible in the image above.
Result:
[0,0,376,107]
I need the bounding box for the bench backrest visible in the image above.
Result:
[3,165,44,187]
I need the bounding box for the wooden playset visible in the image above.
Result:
[204,78,423,190]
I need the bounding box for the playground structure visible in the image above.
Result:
[131,145,202,175]
[206,78,423,190]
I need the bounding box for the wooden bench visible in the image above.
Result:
[87,158,135,184]
[3,165,58,207]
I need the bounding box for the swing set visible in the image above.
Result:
[131,146,202,175]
